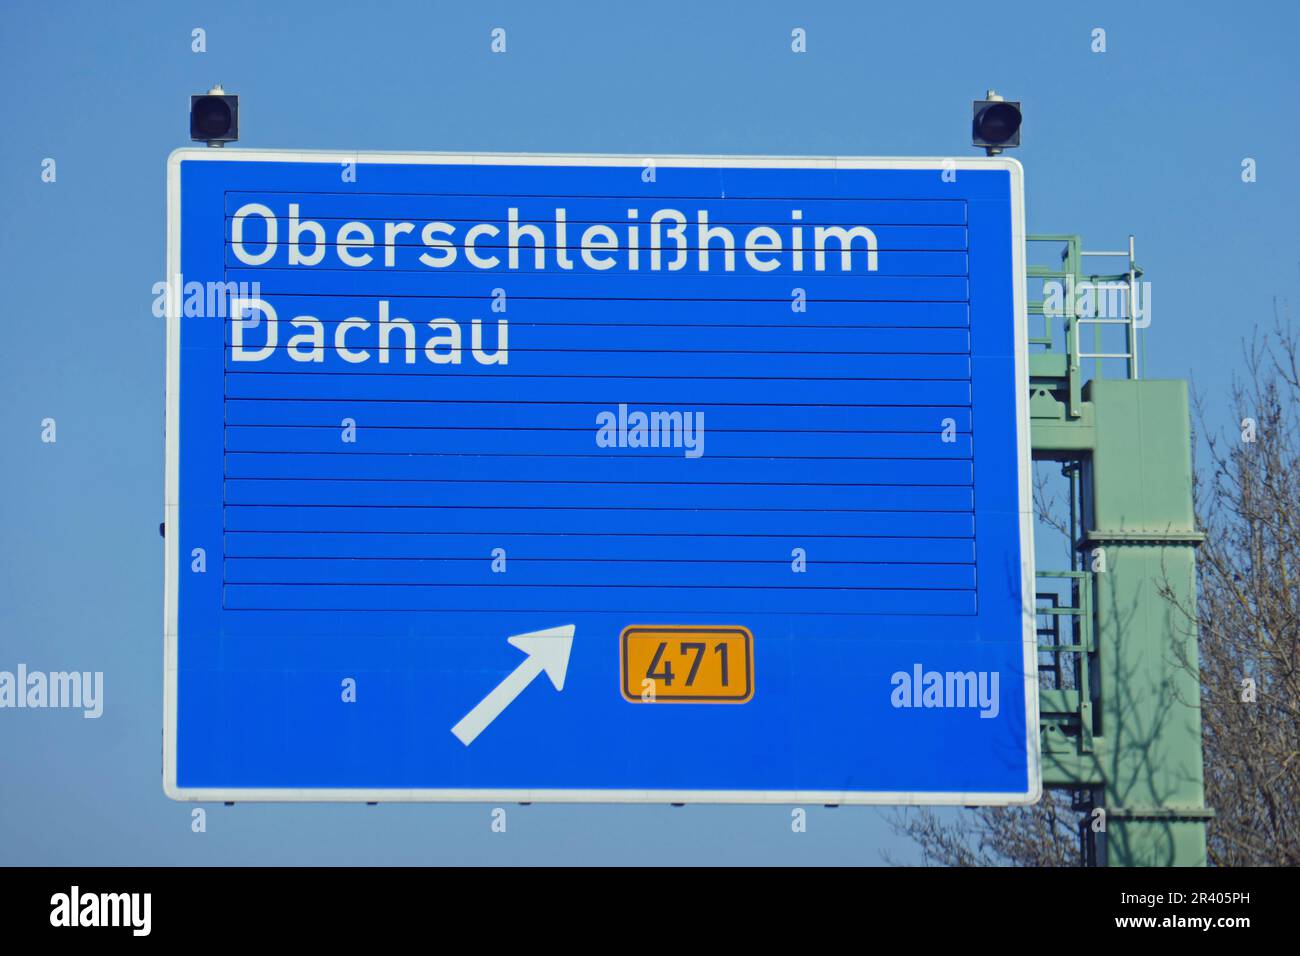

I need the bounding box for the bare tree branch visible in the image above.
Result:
[892,308,1300,866]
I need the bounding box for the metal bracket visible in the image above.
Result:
[1105,807,1216,821]
[1080,530,1206,547]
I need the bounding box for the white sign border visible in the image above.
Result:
[163,148,1039,806]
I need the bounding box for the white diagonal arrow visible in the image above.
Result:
[451,624,575,746]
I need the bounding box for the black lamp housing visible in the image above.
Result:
[972,98,1021,152]
[190,92,238,144]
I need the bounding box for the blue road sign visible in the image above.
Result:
[164,151,1037,804]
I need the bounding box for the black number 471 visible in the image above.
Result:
[645,641,730,687]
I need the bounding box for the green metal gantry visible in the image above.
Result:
[1027,235,1213,866]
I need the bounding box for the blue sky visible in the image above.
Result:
[1,0,1296,864]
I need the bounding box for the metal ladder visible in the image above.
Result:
[1075,235,1143,380]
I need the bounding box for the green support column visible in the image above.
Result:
[1084,379,1211,866]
